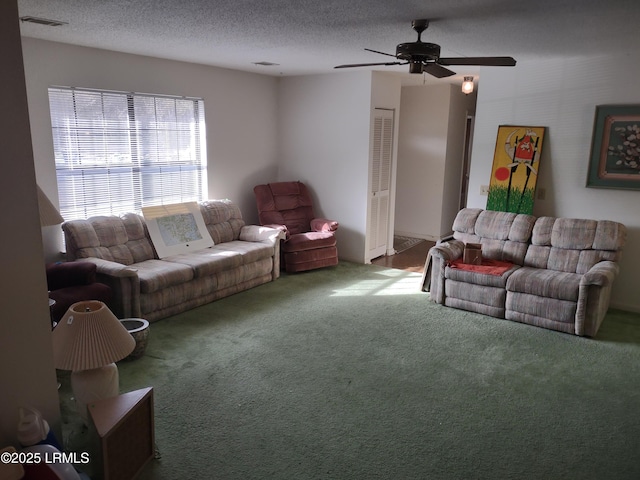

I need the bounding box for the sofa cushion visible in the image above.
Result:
[506,267,581,302]
[480,238,529,265]
[121,213,156,262]
[163,242,273,278]
[452,208,482,234]
[527,217,626,273]
[445,263,520,288]
[221,241,274,264]
[550,218,597,249]
[473,210,536,242]
[593,220,627,250]
[509,214,537,243]
[445,281,506,310]
[130,259,195,294]
[475,210,518,240]
[87,216,136,264]
[63,214,156,265]
[200,200,245,243]
[62,219,113,261]
[163,249,242,276]
[506,292,577,326]
[283,232,336,252]
[450,209,535,265]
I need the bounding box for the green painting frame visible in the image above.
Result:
[587,104,640,190]
[487,125,546,215]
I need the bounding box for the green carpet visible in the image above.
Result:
[60,262,640,479]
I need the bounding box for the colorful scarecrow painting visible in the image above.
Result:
[487,125,546,214]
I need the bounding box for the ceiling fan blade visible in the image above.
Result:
[334,61,406,69]
[364,48,397,58]
[423,63,456,78]
[438,56,517,66]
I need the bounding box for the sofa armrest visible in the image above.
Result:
[76,257,136,277]
[239,225,286,280]
[429,239,465,262]
[239,225,286,244]
[426,240,465,303]
[75,258,141,319]
[580,261,619,287]
[576,261,620,336]
[311,218,339,232]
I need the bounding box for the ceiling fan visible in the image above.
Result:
[335,19,516,77]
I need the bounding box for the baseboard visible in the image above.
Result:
[609,302,640,314]
[394,231,439,242]
[440,231,454,241]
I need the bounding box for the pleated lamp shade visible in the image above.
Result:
[52,300,135,371]
[36,184,64,226]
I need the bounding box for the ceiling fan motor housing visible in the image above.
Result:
[396,42,440,63]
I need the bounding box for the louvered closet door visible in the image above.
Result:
[367,108,394,261]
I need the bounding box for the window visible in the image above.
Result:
[48,87,207,220]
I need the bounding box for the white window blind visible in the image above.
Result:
[48,87,207,220]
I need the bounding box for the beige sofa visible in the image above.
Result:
[62,199,284,322]
[426,208,626,337]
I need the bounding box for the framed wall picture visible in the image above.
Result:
[587,105,640,190]
[487,125,546,214]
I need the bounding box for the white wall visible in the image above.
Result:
[21,37,280,255]
[441,88,475,235]
[395,84,472,241]
[278,71,373,263]
[468,54,640,312]
[396,84,450,240]
[0,1,60,446]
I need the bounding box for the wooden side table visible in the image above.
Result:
[88,387,155,480]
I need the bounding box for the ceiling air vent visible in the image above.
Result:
[20,16,68,27]
[252,61,280,66]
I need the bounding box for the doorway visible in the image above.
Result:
[366,108,394,262]
[459,114,475,210]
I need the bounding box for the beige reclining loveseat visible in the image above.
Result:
[427,208,626,336]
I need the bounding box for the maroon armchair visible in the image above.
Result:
[254,181,339,273]
[47,261,113,326]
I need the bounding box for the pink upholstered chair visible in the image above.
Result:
[254,181,339,273]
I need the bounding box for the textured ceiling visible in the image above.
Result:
[17,0,638,84]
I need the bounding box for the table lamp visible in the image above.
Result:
[36,184,64,226]
[52,300,135,421]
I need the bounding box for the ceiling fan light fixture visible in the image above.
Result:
[462,76,474,94]
[409,61,424,74]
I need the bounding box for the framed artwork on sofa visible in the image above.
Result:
[142,202,214,258]
[587,105,640,190]
[487,125,546,214]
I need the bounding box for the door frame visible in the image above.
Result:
[459,113,475,211]
[365,107,398,263]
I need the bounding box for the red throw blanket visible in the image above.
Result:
[448,259,514,276]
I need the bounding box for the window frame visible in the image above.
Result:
[48,86,208,221]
